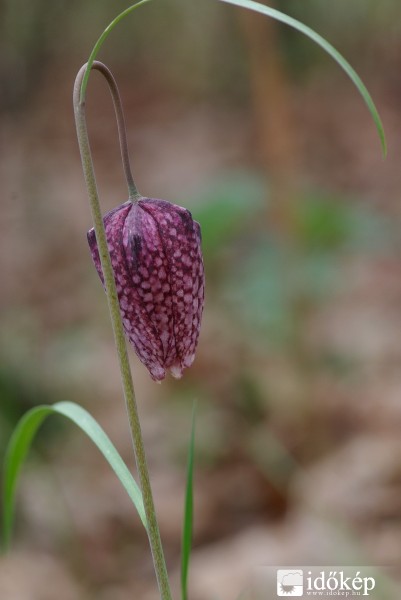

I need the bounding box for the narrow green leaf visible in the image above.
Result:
[2,401,146,551]
[80,0,153,102]
[181,403,197,600]
[219,0,386,156]
[80,0,386,155]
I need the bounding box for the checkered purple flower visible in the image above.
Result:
[88,198,205,381]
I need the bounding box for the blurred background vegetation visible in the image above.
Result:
[1,1,401,598]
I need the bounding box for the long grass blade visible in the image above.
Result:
[181,404,197,600]
[79,0,386,154]
[219,0,386,156]
[2,401,146,551]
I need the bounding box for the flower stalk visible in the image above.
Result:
[73,62,172,600]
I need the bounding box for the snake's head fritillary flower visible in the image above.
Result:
[88,198,205,381]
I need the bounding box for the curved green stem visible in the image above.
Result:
[76,62,139,200]
[79,0,386,157]
[80,0,153,103]
[73,66,172,600]
[220,0,386,157]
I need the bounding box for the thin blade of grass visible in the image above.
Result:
[79,0,386,155]
[181,403,197,600]
[2,401,146,551]
[219,0,386,156]
[80,0,153,102]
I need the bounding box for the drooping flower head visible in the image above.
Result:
[88,198,204,381]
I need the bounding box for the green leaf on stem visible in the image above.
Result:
[219,0,386,156]
[80,0,386,155]
[181,403,197,600]
[2,401,146,551]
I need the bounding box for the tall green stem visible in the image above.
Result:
[73,62,172,600]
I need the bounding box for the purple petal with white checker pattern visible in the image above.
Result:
[88,198,204,381]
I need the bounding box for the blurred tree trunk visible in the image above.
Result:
[239,5,317,409]
[238,3,300,236]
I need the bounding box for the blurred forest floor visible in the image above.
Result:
[1,3,401,599]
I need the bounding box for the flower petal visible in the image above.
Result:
[139,199,205,376]
[123,202,175,365]
[88,201,166,381]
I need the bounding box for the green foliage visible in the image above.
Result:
[190,173,265,267]
[278,1,401,75]
[181,405,196,600]
[0,366,51,442]
[295,192,397,254]
[194,179,396,345]
[2,402,146,551]
[222,238,300,344]
[295,195,352,251]
[79,0,386,153]
[219,0,386,155]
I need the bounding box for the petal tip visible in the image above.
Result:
[183,353,195,369]
[170,362,183,379]
[149,364,166,382]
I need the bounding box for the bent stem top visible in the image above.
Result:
[75,61,139,200]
